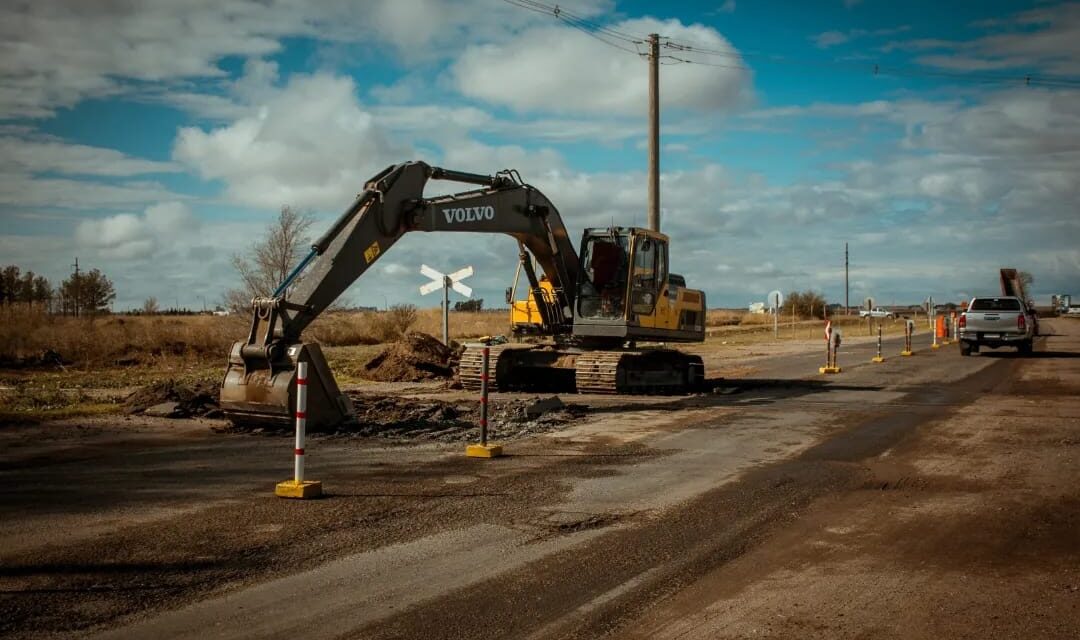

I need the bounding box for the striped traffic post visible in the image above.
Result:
[275,361,323,498]
[872,324,885,363]
[295,361,308,482]
[901,319,914,356]
[820,320,841,374]
[467,345,503,458]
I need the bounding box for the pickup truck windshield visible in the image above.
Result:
[970,298,1022,311]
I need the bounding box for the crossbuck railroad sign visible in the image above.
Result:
[419,264,473,298]
[420,264,474,346]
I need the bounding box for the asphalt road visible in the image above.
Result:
[1,323,1076,639]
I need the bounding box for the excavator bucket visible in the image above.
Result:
[220,340,353,430]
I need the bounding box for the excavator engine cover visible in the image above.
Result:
[220,341,353,430]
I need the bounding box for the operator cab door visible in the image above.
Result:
[629,233,666,324]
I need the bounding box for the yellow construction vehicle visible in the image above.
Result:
[221,161,706,429]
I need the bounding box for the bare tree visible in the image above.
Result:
[226,206,315,312]
[142,296,160,315]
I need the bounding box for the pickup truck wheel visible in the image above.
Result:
[959,342,972,356]
[1018,340,1033,355]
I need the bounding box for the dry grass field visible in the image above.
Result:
[0,305,922,422]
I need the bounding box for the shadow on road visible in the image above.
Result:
[587,378,886,414]
[978,350,1080,359]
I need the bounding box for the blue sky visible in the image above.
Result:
[1,0,1078,310]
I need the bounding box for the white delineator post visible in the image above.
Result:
[275,361,322,498]
[294,361,308,483]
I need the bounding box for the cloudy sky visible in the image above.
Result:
[2,0,1078,311]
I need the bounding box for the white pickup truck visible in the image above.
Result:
[859,307,894,319]
[958,296,1034,356]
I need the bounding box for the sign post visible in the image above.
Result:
[767,290,784,339]
[420,264,474,346]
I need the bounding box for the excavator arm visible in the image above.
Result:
[221,161,581,428]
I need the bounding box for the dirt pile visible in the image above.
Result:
[361,332,453,382]
[125,380,220,418]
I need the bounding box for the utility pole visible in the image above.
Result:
[844,243,849,315]
[647,33,660,232]
[71,257,80,318]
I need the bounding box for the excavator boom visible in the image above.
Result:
[221,161,582,429]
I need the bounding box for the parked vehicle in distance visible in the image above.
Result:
[958,296,1034,356]
[859,307,894,319]
[1068,305,1080,316]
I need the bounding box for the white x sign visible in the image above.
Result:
[419,264,473,298]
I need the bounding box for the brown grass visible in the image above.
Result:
[2,304,924,372]
[0,306,511,370]
[0,307,245,368]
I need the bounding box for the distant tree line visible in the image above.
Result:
[1,264,116,315]
[781,290,828,319]
[453,299,484,312]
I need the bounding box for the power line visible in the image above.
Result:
[500,0,1080,89]
[661,36,1080,88]
[502,0,647,53]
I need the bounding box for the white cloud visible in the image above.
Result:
[0,0,611,119]
[812,25,910,49]
[0,174,180,209]
[450,18,752,115]
[0,135,178,177]
[887,3,1080,75]
[75,202,197,260]
[173,71,410,209]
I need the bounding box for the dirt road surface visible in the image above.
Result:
[1,322,1077,639]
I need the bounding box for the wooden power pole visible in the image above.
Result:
[844,243,849,315]
[647,33,660,232]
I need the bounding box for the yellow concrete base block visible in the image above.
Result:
[466,443,504,458]
[819,366,841,374]
[901,350,914,357]
[931,343,941,350]
[275,480,323,499]
[871,356,885,363]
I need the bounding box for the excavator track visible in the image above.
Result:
[575,349,704,394]
[461,345,704,395]
[459,344,519,391]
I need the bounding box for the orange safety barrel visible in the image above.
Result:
[936,314,946,338]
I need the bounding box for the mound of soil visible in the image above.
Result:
[125,380,220,418]
[361,332,453,382]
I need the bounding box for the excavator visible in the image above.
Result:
[221,161,706,429]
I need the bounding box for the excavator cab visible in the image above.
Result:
[572,228,705,343]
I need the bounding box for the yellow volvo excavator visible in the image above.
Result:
[221,161,706,429]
